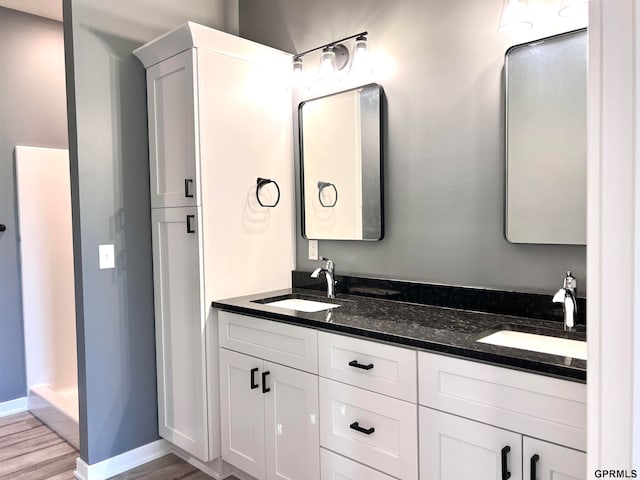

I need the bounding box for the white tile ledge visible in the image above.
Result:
[74,439,170,480]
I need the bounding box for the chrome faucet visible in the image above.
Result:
[552,271,578,331]
[311,256,336,298]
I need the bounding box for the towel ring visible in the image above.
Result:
[318,181,338,208]
[256,177,280,208]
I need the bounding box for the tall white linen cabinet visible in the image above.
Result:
[134,22,295,466]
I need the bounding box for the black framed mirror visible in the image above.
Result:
[505,29,587,245]
[299,83,384,241]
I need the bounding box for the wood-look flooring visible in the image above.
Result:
[0,412,240,480]
[0,411,76,479]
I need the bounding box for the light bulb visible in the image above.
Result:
[498,0,533,35]
[318,47,338,82]
[350,35,371,73]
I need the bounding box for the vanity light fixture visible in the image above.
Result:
[292,31,369,81]
[498,0,534,34]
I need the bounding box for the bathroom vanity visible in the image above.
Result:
[212,275,587,480]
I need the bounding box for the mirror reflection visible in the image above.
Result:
[299,84,383,241]
[505,29,587,245]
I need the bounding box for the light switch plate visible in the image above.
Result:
[308,240,319,260]
[99,244,115,269]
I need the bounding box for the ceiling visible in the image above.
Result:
[0,0,62,22]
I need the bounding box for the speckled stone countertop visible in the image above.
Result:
[212,288,587,382]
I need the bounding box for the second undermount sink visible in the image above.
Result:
[264,298,340,313]
[477,329,587,360]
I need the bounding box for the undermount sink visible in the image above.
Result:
[263,298,340,313]
[477,329,587,360]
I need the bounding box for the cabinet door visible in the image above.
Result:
[523,437,586,480]
[420,406,522,480]
[264,361,320,480]
[146,49,199,208]
[220,348,265,479]
[151,207,208,459]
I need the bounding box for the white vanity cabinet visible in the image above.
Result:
[218,312,320,480]
[134,22,294,462]
[419,408,586,480]
[522,437,586,480]
[419,407,523,480]
[317,331,419,480]
[418,351,587,480]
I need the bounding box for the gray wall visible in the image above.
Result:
[0,8,68,403]
[239,0,587,295]
[63,0,238,464]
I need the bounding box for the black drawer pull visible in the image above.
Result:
[501,446,511,480]
[349,422,375,435]
[250,367,259,390]
[530,454,539,480]
[186,215,195,233]
[262,371,271,394]
[349,360,374,370]
[184,178,194,198]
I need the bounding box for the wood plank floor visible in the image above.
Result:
[0,411,76,479]
[0,412,240,480]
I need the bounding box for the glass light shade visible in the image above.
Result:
[292,57,304,83]
[498,0,533,35]
[318,47,337,80]
[558,0,588,19]
[350,36,371,73]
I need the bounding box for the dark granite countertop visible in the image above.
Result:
[212,288,587,382]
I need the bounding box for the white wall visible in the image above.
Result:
[15,146,77,393]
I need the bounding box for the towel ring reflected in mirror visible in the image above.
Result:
[318,181,338,208]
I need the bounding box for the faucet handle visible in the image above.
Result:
[319,256,335,273]
[563,271,577,291]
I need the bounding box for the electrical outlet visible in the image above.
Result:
[99,244,115,269]
[308,240,319,260]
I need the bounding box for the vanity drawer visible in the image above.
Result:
[320,448,396,480]
[217,311,318,373]
[318,331,417,402]
[418,351,587,451]
[319,377,418,480]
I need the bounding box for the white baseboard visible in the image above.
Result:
[74,439,170,480]
[0,397,28,417]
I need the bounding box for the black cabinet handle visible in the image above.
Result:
[530,454,539,480]
[349,360,374,370]
[349,422,375,435]
[250,368,259,390]
[0,224,5,232]
[184,179,194,198]
[261,371,270,393]
[501,446,511,480]
[186,215,195,233]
